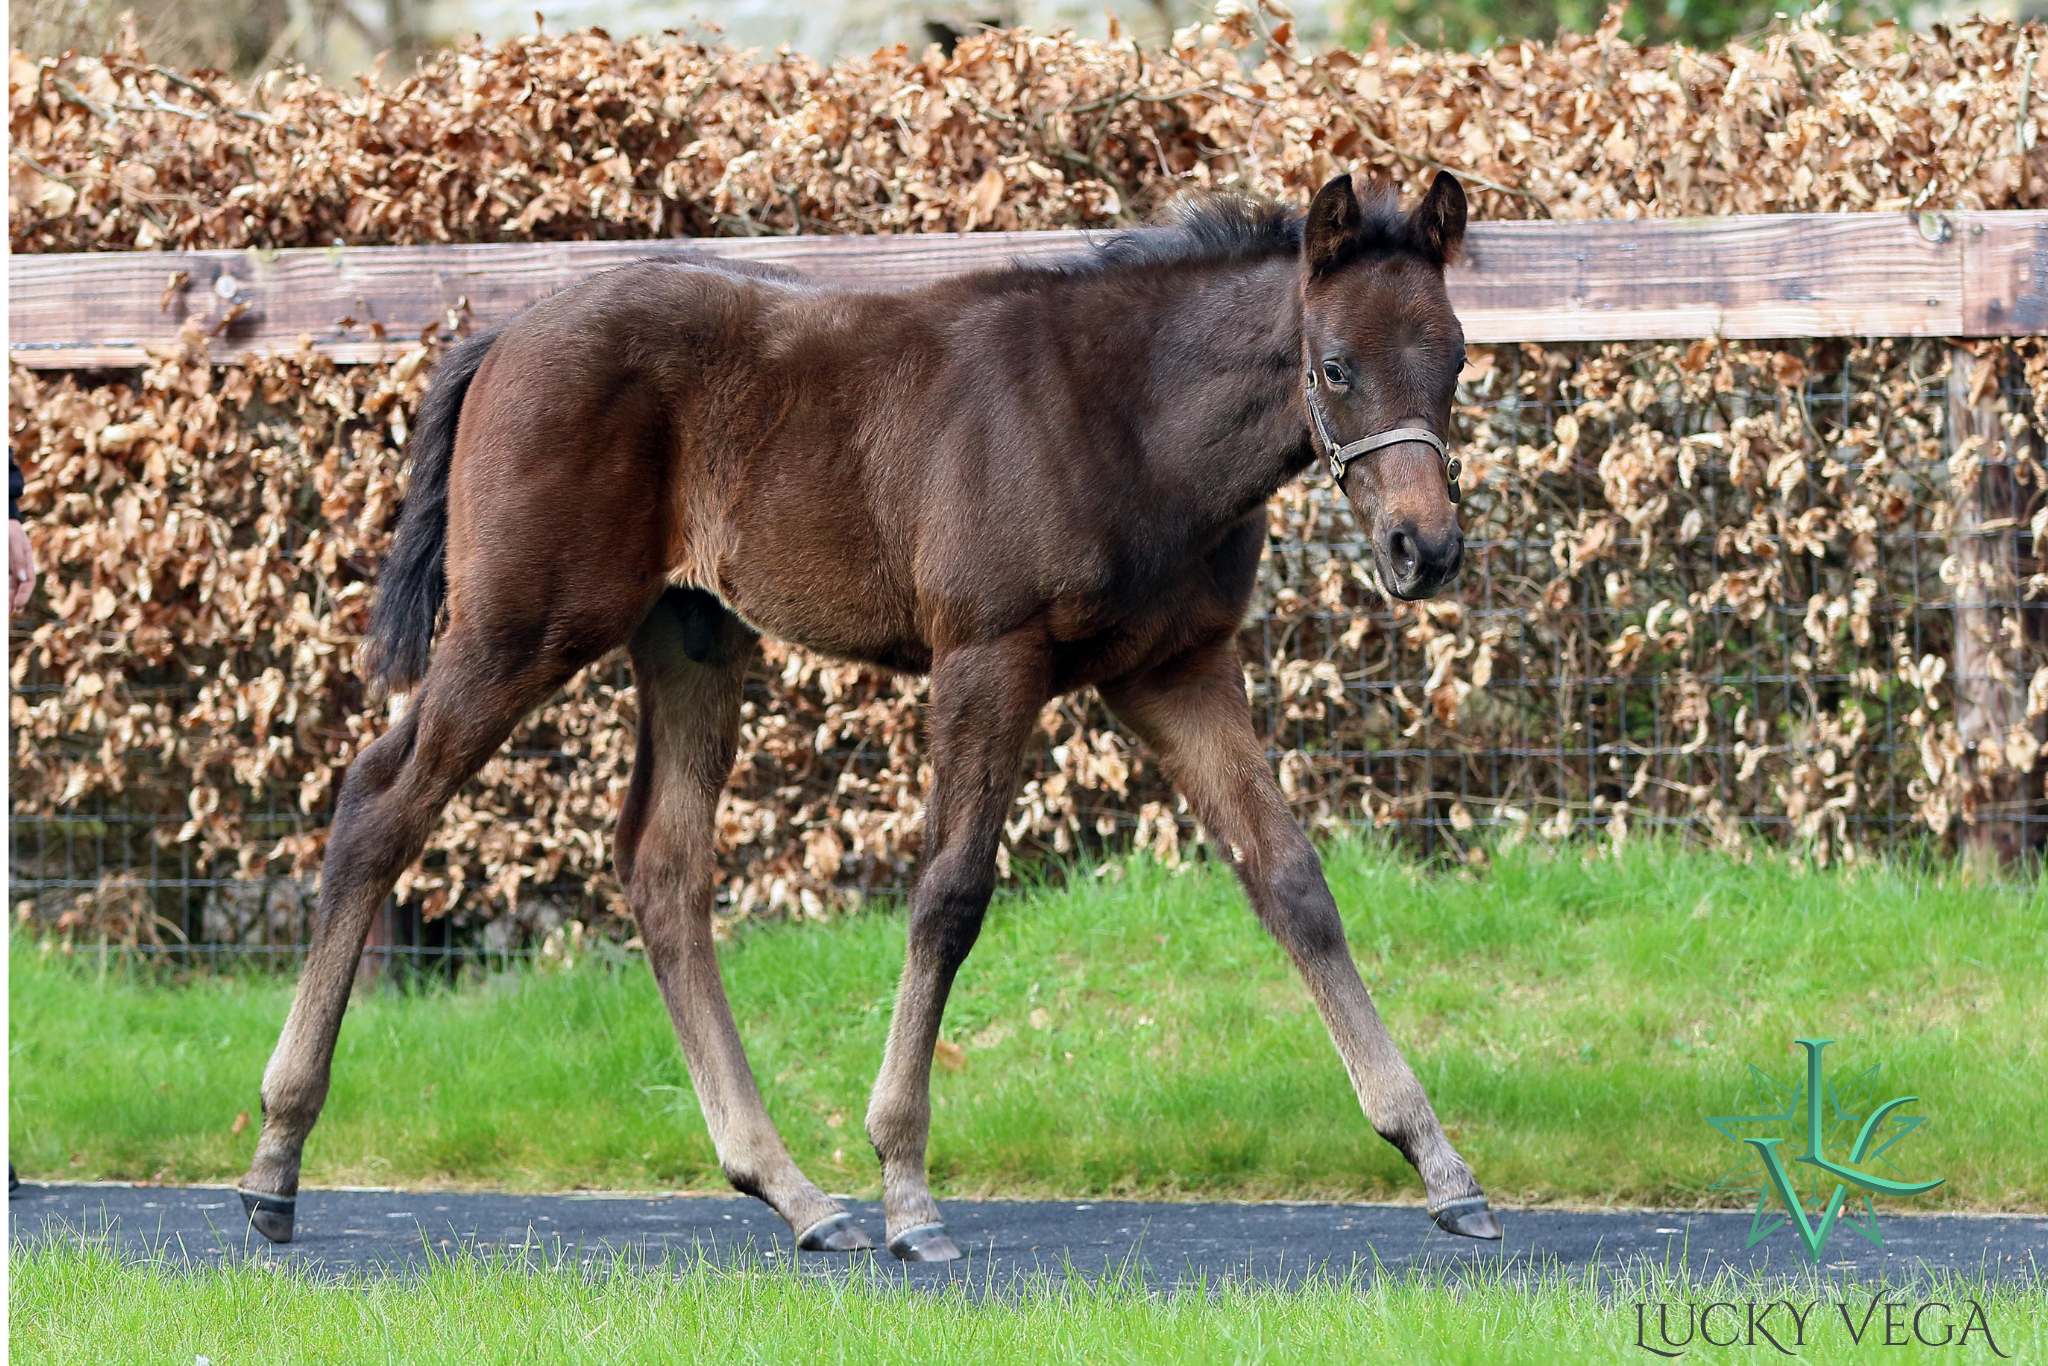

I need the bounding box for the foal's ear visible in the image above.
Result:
[1407,170,1468,264]
[1302,174,1363,277]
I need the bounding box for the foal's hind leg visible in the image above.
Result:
[1103,637,1500,1239]
[238,629,588,1240]
[621,591,874,1252]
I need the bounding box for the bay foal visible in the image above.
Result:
[239,170,1502,1258]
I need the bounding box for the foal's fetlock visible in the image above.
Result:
[239,1120,306,1244]
[1388,1128,1502,1241]
[876,1178,963,1261]
[725,1160,877,1253]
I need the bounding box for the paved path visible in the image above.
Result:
[11,1182,2044,1289]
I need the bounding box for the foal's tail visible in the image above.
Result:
[364,328,500,695]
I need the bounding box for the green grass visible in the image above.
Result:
[9,839,2045,1209]
[10,1237,2043,1364]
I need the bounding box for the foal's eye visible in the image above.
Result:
[1320,360,1348,388]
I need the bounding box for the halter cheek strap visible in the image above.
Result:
[1303,369,1463,504]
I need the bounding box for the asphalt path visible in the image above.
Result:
[11,1182,2044,1289]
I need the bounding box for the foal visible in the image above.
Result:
[238,170,1500,1258]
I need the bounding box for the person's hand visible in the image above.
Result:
[8,519,35,613]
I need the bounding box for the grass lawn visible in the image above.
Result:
[8,839,2044,1210]
[11,1239,2045,1365]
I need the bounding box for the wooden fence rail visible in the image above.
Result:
[9,211,2048,368]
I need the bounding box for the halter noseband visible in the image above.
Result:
[1303,369,1462,504]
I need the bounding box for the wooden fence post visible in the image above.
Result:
[1946,343,2040,866]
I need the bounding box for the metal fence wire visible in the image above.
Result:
[9,338,2043,963]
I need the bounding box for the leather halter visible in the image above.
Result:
[1303,368,1462,504]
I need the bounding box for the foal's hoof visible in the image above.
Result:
[887,1223,963,1262]
[1430,1197,1503,1241]
[237,1188,296,1244]
[796,1211,877,1253]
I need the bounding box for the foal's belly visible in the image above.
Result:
[678,541,931,675]
[667,488,1258,687]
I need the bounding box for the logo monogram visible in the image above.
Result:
[1708,1038,1942,1262]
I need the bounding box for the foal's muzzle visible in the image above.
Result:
[1378,520,1464,600]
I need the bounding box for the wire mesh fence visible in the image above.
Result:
[9,337,2043,964]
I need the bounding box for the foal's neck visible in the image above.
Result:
[1141,255,1310,526]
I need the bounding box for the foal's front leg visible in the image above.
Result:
[866,634,1048,1261]
[1104,638,1501,1238]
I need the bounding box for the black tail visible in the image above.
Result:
[364,329,499,694]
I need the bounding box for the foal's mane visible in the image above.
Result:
[984,189,1412,290]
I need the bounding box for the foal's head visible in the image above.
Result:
[1298,171,1469,601]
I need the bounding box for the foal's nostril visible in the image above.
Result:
[1389,526,1420,582]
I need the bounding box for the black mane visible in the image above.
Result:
[1089,195,1304,271]
[994,190,1414,287]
